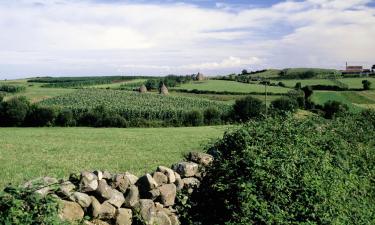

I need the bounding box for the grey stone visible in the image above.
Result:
[137,174,158,191]
[124,185,139,208]
[152,172,168,186]
[35,187,51,197]
[59,181,76,197]
[80,172,98,192]
[182,177,200,193]
[173,162,199,177]
[116,208,132,225]
[94,170,103,180]
[158,184,176,206]
[138,199,156,222]
[90,219,111,225]
[96,179,114,200]
[112,174,131,193]
[72,192,92,208]
[125,172,138,185]
[107,189,125,208]
[169,214,180,225]
[59,200,84,222]
[91,196,116,220]
[150,210,172,225]
[157,166,176,183]
[189,152,214,166]
[145,188,160,200]
[102,171,112,180]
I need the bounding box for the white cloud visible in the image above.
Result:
[0,0,374,78]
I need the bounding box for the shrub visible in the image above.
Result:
[277,81,286,87]
[184,110,204,126]
[270,97,298,114]
[101,114,128,127]
[362,80,371,90]
[0,96,29,126]
[25,105,57,127]
[233,96,264,122]
[286,89,305,108]
[204,107,221,125]
[55,109,76,127]
[0,92,6,102]
[183,114,375,224]
[0,84,26,93]
[323,100,349,119]
[294,82,302,89]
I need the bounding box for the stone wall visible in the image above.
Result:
[24,152,214,225]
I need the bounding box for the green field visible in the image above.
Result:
[173,80,290,94]
[337,77,375,89]
[0,125,229,188]
[89,79,147,89]
[272,79,336,88]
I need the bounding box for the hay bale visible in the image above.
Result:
[139,84,147,93]
[196,72,204,81]
[160,84,169,95]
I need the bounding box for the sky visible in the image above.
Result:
[0,0,374,79]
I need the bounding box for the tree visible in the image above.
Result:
[323,100,349,119]
[0,96,29,126]
[294,82,302,89]
[241,69,248,75]
[233,96,264,122]
[271,97,299,115]
[371,65,375,72]
[362,80,372,90]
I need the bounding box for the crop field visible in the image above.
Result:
[173,80,290,94]
[39,89,232,120]
[0,125,229,188]
[91,79,147,89]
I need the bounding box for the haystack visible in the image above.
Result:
[139,84,147,93]
[196,72,204,81]
[160,83,169,95]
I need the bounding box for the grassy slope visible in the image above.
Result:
[337,78,375,89]
[0,126,229,188]
[173,80,290,94]
[272,79,336,88]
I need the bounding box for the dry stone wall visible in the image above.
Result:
[23,152,214,225]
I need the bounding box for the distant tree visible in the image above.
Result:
[233,96,264,122]
[278,82,286,87]
[362,80,372,90]
[270,97,299,115]
[295,82,302,89]
[323,100,349,119]
[241,69,248,75]
[372,65,375,72]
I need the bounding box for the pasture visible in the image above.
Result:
[0,125,229,189]
[173,80,290,94]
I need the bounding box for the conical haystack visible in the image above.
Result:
[139,84,147,93]
[196,72,204,81]
[160,83,169,95]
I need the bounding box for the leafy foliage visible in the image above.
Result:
[362,80,372,90]
[270,97,298,114]
[184,113,375,224]
[0,84,26,93]
[233,96,264,122]
[322,100,349,119]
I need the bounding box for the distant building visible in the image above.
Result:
[342,62,370,75]
[196,72,204,81]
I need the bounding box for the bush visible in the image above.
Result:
[286,89,305,108]
[55,109,76,127]
[270,97,298,114]
[0,84,26,93]
[0,97,29,126]
[204,107,221,125]
[233,96,264,122]
[323,100,349,119]
[294,82,302,89]
[101,114,128,127]
[182,114,375,224]
[362,80,371,90]
[0,92,6,102]
[184,110,204,126]
[25,105,57,127]
[277,81,286,87]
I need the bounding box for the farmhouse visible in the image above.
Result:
[342,63,370,75]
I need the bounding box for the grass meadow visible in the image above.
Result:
[0,126,229,188]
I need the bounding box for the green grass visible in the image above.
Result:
[0,126,229,189]
[251,69,281,78]
[89,79,147,89]
[272,79,336,88]
[337,78,375,89]
[311,91,362,112]
[173,80,290,94]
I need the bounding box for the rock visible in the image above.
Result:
[112,174,131,193]
[138,199,156,222]
[102,171,112,180]
[173,162,199,177]
[153,172,168,186]
[189,152,214,166]
[124,185,139,208]
[59,200,84,222]
[96,179,114,200]
[124,172,138,185]
[182,177,200,193]
[145,188,160,200]
[59,181,76,197]
[157,166,176,183]
[116,208,132,225]
[90,219,111,225]
[107,189,125,208]
[150,210,172,225]
[80,172,98,192]
[174,177,184,191]
[35,187,51,197]
[92,196,116,220]
[169,214,180,225]
[94,170,103,180]
[137,174,158,192]
[158,184,176,206]
[72,192,92,208]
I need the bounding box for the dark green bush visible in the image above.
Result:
[182,114,375,224]
[0,91,6,102]
[362,80,371,90]
[323,100,349,119]
[25,105,57,127]
[233,96,264,122]
[204,107,222,125]
[0,96,30,126]
[270,97,299,114]
[101,114,128,127]
[55,109,76,127]
[0,84,26,93]
[184,110,204,126]
[286,89,305,108]
[277,81,286,87]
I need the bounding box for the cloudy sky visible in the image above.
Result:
[0,0,374,79]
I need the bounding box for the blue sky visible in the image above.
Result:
[0,0,374,79]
